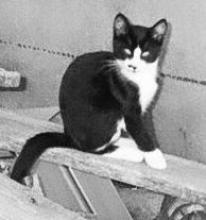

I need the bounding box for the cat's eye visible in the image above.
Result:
[142,51,150,57]
[124,49,132,55]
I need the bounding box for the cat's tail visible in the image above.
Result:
[10,132,73,183]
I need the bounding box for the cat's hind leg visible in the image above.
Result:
[102,138,166,170]
[103,137,144,163]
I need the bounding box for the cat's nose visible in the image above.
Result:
[128,64,137,71]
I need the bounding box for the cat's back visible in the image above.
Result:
[59,51,115,107]
[63,51,114,82]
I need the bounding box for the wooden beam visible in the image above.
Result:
[0,109,206,206]
[0,172,87,220]
[16,107,134,220]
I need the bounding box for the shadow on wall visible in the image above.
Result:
[0,77,27,92]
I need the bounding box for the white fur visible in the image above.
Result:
[116,47,159,113]
[104,137,144,163]
[110,118,126,143]
[94,118,126,153]
[104,137,167,169]
[144,148,167,169]
[98,120,167,170]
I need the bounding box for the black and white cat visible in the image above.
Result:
[11,13,168,183]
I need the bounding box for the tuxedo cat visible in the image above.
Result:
[11,13,168,183]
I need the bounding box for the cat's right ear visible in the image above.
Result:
[113,13,130,37]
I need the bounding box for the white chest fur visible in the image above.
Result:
[116,47,159,113]
[135,72,158,113]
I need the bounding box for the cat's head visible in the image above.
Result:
[113,13,168,74]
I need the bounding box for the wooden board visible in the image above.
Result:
[37,161,133,220]
[73,168,134,220]
[0,172,86,220]
[0,109,206,206]
[15,107,133,220]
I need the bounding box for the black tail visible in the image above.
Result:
[10,132,72,183]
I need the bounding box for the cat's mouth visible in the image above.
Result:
[105,59,148,76]
[106,60,140,77]
[116,60,141,75]
[126,66,141,74]
[127,64,138,73]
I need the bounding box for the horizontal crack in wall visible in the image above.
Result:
[0,38,206,87]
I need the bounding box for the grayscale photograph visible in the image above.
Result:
[0,1,205,220]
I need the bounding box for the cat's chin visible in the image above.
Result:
[143,149,167,170]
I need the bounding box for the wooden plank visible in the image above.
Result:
[17,107,132,220]
[0,172,87,220]
[37,161,95,214]
[37,161,132,220]
[73,169,133,220]
[0,109,206,206]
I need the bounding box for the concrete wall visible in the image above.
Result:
[0,0,205,163]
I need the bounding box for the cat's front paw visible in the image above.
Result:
[144,149,167,170]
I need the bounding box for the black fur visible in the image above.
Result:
[11,13,167,183]
[11,132,69,182]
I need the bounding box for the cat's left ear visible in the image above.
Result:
[151,19,168,42]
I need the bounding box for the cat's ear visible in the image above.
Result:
[113,13,130,37]
[151,19,168,42]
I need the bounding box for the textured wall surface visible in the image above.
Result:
[0,0,205,163]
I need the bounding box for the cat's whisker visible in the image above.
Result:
[99,61,117,72]
[103,60,120,73]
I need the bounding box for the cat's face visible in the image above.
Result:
[113,13,168,74]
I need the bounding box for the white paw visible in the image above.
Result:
[144,149,167,170]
